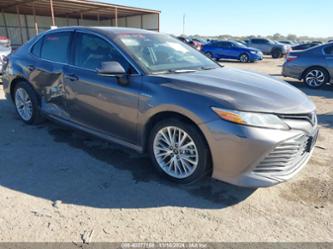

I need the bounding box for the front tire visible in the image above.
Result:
[148,119,211,184]
[303,67,329,89]
[239,53,249,63]
[14,81,43,124]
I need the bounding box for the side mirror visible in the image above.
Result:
[97,61,126,75]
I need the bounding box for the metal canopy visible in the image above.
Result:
[0,0,160,20]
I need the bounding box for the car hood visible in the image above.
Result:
[158,67,315,114]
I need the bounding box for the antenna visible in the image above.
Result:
[183,14,186,35]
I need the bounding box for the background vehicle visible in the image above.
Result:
[177,36,202,50]
[283,43,333,88]
[0,44,11,73]
[279,40,296,45]
[246,38,290,58]
[202,40,263,62]
[292,42,321,51]
[0,36,11,48]
[3,27,318,187]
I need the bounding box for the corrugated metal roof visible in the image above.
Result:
[0,0,160,20]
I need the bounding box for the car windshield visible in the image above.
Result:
[233,41,247,48]
[114,33,219,74]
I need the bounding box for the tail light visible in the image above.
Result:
[286,55,298,62]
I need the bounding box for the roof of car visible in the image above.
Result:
[46,26,157,35]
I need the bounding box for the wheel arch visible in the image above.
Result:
[301,65,331,81]
[10,77,30,100]
[142,111,212,172]
[271,46,282,53]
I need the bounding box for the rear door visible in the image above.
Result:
[29,30,73,118]
[63,31,142,144]
[324,45,333,80]
[214,42,231,59]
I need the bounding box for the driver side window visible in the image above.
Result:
[74,33,133,73]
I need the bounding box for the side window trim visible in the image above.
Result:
[29,30,74,65]
[71,30,141,75]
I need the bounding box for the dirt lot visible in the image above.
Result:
[0,57,332,242]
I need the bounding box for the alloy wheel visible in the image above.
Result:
[305,70,325,87]
[15,88,33,121]
[153,126,199,179]
[240,54,249,63]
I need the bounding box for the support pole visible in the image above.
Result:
[80,12,83,25]
[140,15,143,29]
[158,14,160,32]
[24,14,29,40]
[1,9,9,38]
[16,6,24,44]
[50,0,55,27]
[32,3,38,35]
[97,12,100,25]
[114,7,118,27]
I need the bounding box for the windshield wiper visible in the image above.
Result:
[151,69,198,75]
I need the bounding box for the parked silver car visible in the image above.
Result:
[283,42,333,88]
[3,27,318,187]
[246,38,290,58]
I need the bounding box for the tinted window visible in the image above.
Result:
[252,39,267,44]
[41,32,71,63]
[74,33,132,72]
[324,45,333,55]
[216,42,230,48]
[31,38,42,57]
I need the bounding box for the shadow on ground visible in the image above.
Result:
[0,99,255,209]
[285,80,333,98]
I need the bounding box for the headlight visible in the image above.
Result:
[211,107,290,130]
[250,51,257,54]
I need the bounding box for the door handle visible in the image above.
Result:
[27,65,35,71]
[65,74,79,81]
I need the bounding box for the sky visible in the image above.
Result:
[103,0,332,38]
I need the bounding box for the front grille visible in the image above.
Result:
[279,112,317,126]
[254,134,311,174]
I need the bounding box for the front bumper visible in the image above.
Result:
[249,52,263,61]
[199,118,318,187]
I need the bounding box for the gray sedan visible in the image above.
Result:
[2,27,318,187]
[282,42,333,88]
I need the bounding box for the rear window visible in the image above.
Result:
[324,45,333,55]
[40,32,71,63]
[31,38,43,57]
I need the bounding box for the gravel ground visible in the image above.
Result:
[0,57,332,242]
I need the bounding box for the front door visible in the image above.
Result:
[64,31,141,144]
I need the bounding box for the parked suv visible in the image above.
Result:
[246,38,290,58]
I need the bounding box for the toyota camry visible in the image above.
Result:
[2,27,318,187]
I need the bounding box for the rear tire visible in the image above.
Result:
[148,118,211,184]
[271,48,282,59]
[13,81,43,124]
[303,67,329,89]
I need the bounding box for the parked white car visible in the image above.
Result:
[0,44,11,73]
